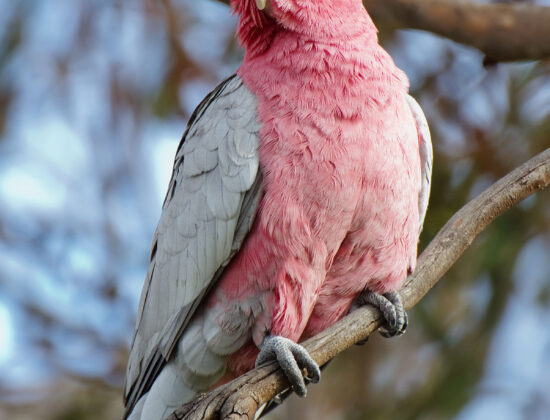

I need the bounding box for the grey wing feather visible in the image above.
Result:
[405,94,432,233]
[123,75,262,417]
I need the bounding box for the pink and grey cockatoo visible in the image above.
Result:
[123,0,432,419]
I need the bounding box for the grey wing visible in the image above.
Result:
[405,94,432,233]
[123,75,262,416]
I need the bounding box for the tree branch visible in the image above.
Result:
[216,0,550,62]
[167,147,550,420]
[367,0,550,63]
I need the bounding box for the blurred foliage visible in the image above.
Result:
[0,0,549,419]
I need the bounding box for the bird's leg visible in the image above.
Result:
[255,334,321,397]
[356,290,408,338]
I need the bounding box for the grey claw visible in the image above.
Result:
[384,291,407,336]
[256,335,320,397]
[355,337,369,346]
[359,289,407,337]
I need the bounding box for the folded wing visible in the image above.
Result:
[123,75,262,417]
[406,94,433,232]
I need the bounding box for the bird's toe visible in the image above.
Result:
[255,335,320,397]
[358,289,407,337]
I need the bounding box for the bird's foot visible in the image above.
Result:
[255,335,321,397]
[357,290,408,338]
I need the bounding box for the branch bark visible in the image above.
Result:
[367,0,550,63]
[167,147,550,420]
[216,0,550,62]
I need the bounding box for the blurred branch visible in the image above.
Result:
[167,147,550,420]
[366,0,550,63]
[217,0,550,62]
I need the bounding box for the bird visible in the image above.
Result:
[123,1,432,419]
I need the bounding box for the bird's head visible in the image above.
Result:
[231,0,374,57]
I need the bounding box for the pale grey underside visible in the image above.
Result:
[123,75,262,417]
[405,94,433,232]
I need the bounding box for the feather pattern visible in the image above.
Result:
[405,94,433,233]
[123,75,262,417]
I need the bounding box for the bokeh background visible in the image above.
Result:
[1,0,549,419]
